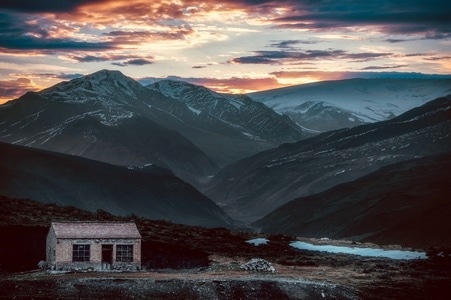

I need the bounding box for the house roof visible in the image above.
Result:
[50,222,141,239]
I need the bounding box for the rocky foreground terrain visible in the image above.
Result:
[1,196,450,299]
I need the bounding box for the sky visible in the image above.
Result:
[1,0,451,104]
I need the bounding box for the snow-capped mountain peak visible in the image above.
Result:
[147,79,241,111]
[147,79,211,99]
[146,79,310,143]
[249,78,451,132]
[34,70,148,125]
[41,69,144,104]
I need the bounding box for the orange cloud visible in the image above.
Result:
[270,71,350,82]
[0,77,42,104]
[198,77,285,93]
[140,75,286,93]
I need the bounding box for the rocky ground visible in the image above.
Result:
[1,247,450,299]
[0,266,357,299]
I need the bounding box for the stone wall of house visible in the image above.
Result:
[49,238,141,271]
[46,228,57,266]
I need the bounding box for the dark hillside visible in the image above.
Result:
[0,142,232,228]
[254,153,451,248]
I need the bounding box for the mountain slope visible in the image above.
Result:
[0,142,232,228]
[248,78,451,131]
[253,153,451,248]
[0,70,218,183]
[146,80,312,166]
[203,95,451,223]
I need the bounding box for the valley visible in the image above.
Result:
[204,95,451,223]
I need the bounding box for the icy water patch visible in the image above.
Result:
[290,241,427,260]
[246,238,269,246]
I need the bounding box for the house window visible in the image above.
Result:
[116,245,133,262]
[73,244,90,262]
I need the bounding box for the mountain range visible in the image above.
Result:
[249,78,451,131]
[203,95,451,222]
[0,70,309,184]
[0,142,232,228]
[147,80,310,166]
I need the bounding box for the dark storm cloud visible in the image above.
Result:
[0,0,106,13]
[112,58,154,66]
[386,32,451,43]
[67,54,155,66]
[272,0,451,38]
[423,56,451,61]
[269,40,320,49]
[232,56,275,64]
[0,35,115,51]
[270,70,451,81]
[103,28,194,42]
[0,12,115,52]
[361,65,407,70]
[230,49,392,65]
[67,54,134,63]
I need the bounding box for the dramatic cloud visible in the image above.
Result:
[423,56,451,61]
[230,49,392,65]
[113,58,154,67]
[138,75,284,93]
[0,0,108,13]
[0,12,115,53]
[0,36,115,52]
[103,28,194,43]
[64,55,120,63]
[269,40,320,49]
[0,77,40,101]
[272,0,451,38]
[0,0,449,99]
[270,71,451,82]
[361,65,407,70]
[64,54,155,65]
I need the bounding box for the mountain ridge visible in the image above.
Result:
[203,95,451,222]
[248,78,451,131]
[146,79,312,166]
[253,152,451,248]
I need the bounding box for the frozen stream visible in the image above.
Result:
[289,241,427,260]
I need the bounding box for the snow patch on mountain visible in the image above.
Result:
[147,79,245,112]
[41,69,143,106]
[249,78,451,130]
[147,79,309,142]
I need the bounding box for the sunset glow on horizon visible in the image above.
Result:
[1,0,450,103]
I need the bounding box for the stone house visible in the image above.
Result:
[46,222,141,271]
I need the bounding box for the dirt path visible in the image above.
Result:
[2,253,450,300]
